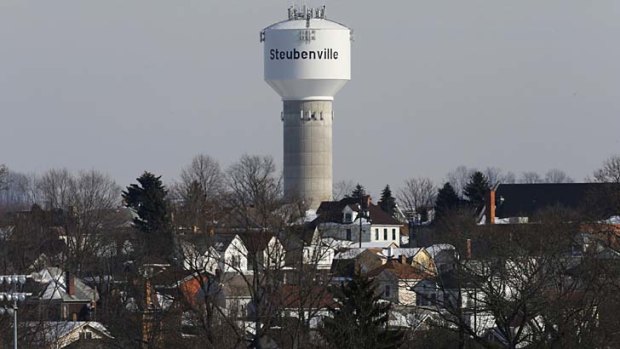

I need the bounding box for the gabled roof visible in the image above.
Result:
[240,232,276,255]
[425,244,456,259]
[314,197,401,226]
[383,247,424,259]
[367,260,430,280]
[315,201,349,224]
[32,267,99,303]
[330,258,356,278]
[334,248,366,260]
[212,233,238,252]
[367,204,401,225]
[25,321,113,347]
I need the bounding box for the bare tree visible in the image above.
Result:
[519,171,543,184]
[34,168,121,274]
[0,164,7,190]
[173,155,224,233]
[0,169,38,211]
[178,154,224,199]
[445,166,475,198]
[226,155,282,228]
[332,180,355,201]
[72,170,122,275]
[593,155,620,183]
[398,177,436,220]
[421,208,618,349]
[483,167,516,187]
[544,169,573,183]
[38,168,74,209]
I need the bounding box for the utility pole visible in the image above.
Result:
[358,195,364,248]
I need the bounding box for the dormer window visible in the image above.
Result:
[344,213,352,223]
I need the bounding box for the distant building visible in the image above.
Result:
[482,183,620,224]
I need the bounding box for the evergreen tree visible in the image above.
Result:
[349,184,366,200]
[122,171,174,261]
[435,182,460,221]
[463,171,490,209]
[378,185,397,217]
[321,273,403,349]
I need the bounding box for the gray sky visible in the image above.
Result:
[1,0,619,197]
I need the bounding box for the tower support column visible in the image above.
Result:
[282,100,333,209]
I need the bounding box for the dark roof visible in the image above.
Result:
[314,197,401,226]
[367,205,401,225]
[495,183,620,219]
[330,258,356,278]
[366,260,430,280]
[315,201,347,224]
[240,232,274,254]
[212,233,238,252]
[276,284,335,309]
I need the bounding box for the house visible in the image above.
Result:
[277,284,335,329]
[241,232,286,271]
[483,183,620,224]
[25,321,113,348]
[275,224,339,277]
[425,244,457,273]
[367,259,430,306]
[412,269,495,336]
[313,196,404,247]
[28,267,99,321]
[382,247,436,274]
[180,233,249,274]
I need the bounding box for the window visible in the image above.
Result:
[384,285,391,297]
[375,229,379,240]
[416,293,436,306]
[466,295,476,309]
[344,213,352,223]
[346,229,352,240]
[392,229,396,241]
[383,229,388,240]
[231,255,241,268]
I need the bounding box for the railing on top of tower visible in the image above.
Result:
[288,5,326,21]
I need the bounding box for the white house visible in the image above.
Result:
[25,321,113,348]
[313,196,404,248]
[367,259,430,306]
[180,234,249,275]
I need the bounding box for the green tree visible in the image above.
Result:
[378,184,397,217]
[321,273,403,349]
[435,182,460,221]
[348,183,366,200]
[463,171,490,209]
[122,171,174,261]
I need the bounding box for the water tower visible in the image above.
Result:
[261,5,352,209]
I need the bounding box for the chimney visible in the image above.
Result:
[466,239,472,260]
[364,195,372,209]
[486,189,496,224]
[66,272,76,297]
[399,255,407,264]
[145,278,152,308]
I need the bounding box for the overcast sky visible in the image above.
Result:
[1,0,619,197]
